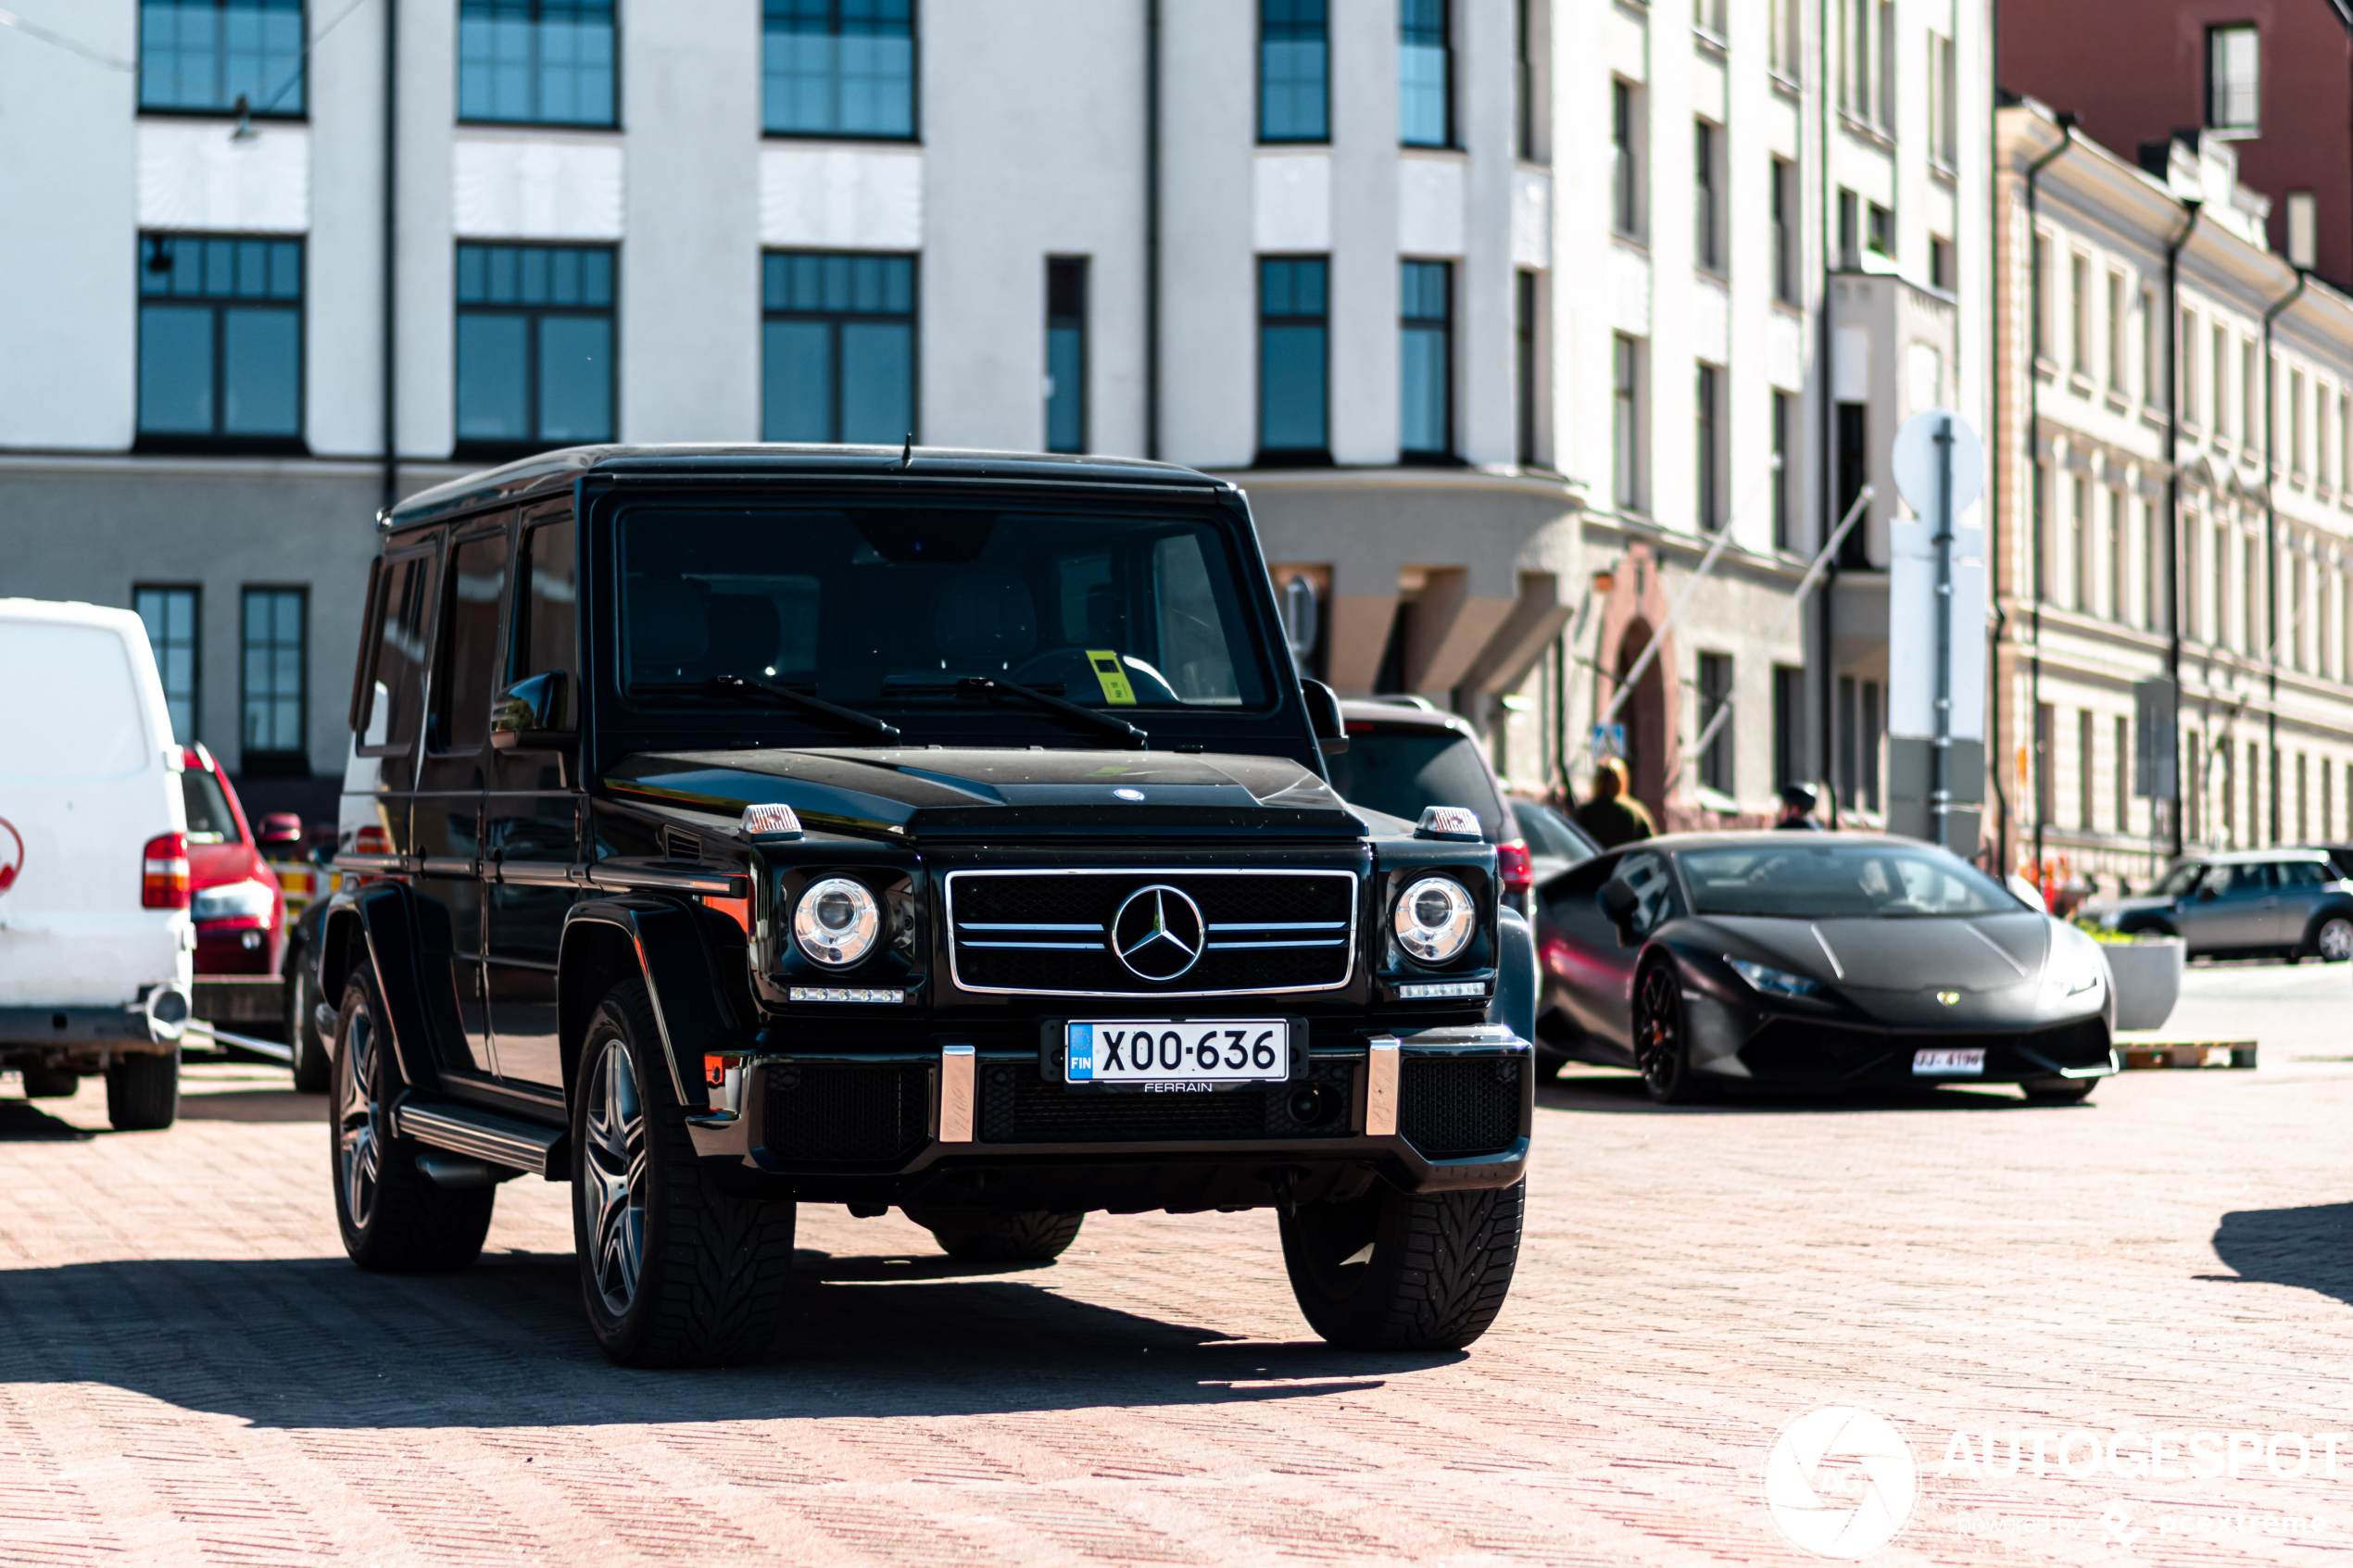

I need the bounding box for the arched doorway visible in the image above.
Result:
[1616,619,1671,826]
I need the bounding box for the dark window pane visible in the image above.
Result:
[429,533,510,752]
[458,0,615,126]
[240,586,306,756]
[361,552,435,750]
[456,312,531,440]
[139,305,216,433]
[762,319,835,441]
[839,320,912,443]
[536,314,612,441]
[764,0,915,136]
[1401,325,1447,453]
[1261,0,1329,142]
[136,586,200,744]
[1400,0,1450,145]
[515,521,580,680]
[1260,323,1327,450]
[1047,325,1085,452]
[220,307,300,434]
[140,0,305,114]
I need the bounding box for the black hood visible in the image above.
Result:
[602,746,1367,840]
[1699,910,2085,1027]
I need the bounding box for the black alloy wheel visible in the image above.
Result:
[1632,960,1702,1104]
[331,972,494,1271]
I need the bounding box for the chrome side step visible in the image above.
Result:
[393,1095,565,1179]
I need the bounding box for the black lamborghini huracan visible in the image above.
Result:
[1535,834,2117,1104]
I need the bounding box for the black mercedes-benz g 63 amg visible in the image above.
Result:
[316,445,1533,1367]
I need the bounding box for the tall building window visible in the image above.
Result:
[2070,476,2091,612]
[1259,257,1329,458]
[1697,653,1733,795]
[1045,257,1087,454]
[241,586,306,769]
[2243,339,2258,449]
[2144,288,2159,406]
[1695,363,1722,531]
[1771,390,1794,550]
[2106,489,2124,621]
[1399,0,1451,147]
[1836,403,1869,568]
[2034,702,2055,824]
[1516,270,1541,467]
[1772,666,1806,789]
[763,0,915,139]
[1514,0,1540,160]
[1838,188,1860,270]
[1929,31,1957,166]
[2070,253,2088,372]
[761,251,916,445]
[2208,23,2260,134]
[458,0,616,127]
[2107,271,2125,389]
[2144,502,2164,631]
[1613,334,1642,509]
[135,586,201,745]
[2079,709,2096,830]
[455,242,615,454]
[1769,0,1800,79]
[1770,159,1797,303]
[137,233,303,449]
[2118,714,2133,833]
[1930,235,1954,292]
[1866,202,1894,260]
[1400,260,1453,458]
[1693,120,1720,271]
[1611,81,1641,238]
[1260,0,1328,143]
[1692,0,1726,33]
[2212,324,2228,436]
[140,0,306,114]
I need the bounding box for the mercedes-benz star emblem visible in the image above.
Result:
[1110,884,1205,982]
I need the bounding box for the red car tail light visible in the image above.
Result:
[142,832,190,909]
[1497,838,1534,896]
[354,824,390,855]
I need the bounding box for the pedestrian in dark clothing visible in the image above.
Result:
[1573,758,1657,849]
[1774,783,1824,831]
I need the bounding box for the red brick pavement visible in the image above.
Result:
[5,979,2353,1565]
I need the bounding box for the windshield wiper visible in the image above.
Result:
[886,674,1148,748]
[633,675,901,743]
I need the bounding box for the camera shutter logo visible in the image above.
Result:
[1763,1406,1918,1559]
[1111,885,1205,981]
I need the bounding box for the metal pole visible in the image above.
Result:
[1932,413,1955,847]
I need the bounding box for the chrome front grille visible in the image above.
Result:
[944,869,1359,997]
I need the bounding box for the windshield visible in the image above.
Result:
[616,504,1270,725]
[2153,861,2207,897]
[1323,730,1504,840]
[180,767,239,844]
[1680,842,2020,918]
[1513,798,1595,864]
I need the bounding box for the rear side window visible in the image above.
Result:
[429,526,513,752]
[0,621,148,781]
[179,768,239,842]
[2281,860,2331,888]
[1322,728,1503,839]
[358,547,437,754]
[512,518,579,681]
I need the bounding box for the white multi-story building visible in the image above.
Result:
[0,0,1582,817]
[2,0,2002,844]
[1995,102,2353,885]
[1529,0,1993,833]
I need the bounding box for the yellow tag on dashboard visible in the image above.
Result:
[1085,650,1137,706]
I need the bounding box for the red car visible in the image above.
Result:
[179,746,293,1017]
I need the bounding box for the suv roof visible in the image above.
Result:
[384,444,1233,530]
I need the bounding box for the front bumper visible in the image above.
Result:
[684,1021,1533,1210]
[1691,997,2117,1089]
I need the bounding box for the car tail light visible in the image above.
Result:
[1498,838,1534,896]
[1541,931,1575,979]
[354,824,390,855]
[142,833,190,909]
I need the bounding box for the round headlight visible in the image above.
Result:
[1393,876,1476,964]
[793,877,880,967]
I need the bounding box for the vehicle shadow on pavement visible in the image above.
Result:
[1535,1073,2032,1115]
[2208,1202,2353,1308]
[0,1248,1443,1428]
[0,1100,94,1141]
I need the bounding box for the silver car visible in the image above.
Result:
[2095,848,2353,961]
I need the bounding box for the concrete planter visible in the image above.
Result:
[2101,937,2183,1032]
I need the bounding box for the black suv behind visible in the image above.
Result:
[316,445,1533,1366]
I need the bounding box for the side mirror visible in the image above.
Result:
[257,812,304,848]
[1302,678,1348,754]
[490,671,578,753]
[1599,879,1640,929]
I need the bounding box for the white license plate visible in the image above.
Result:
[1065,1020,1289,1086]
[1913,1047,1985,1076]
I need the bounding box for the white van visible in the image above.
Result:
[0,599,194,1128]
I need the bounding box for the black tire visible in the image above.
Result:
[573,979,795,1368]
[285,947,330,1092]
[2309,914,2353,963]
[2020,1076,2098,1104]
[105,1049,179,1130]
[1279,1179,1524,1351]
[332,972,494,1272]
[21,1066,79,1099]
[904,1207,1085,1261]
[1632,959,1705,1104]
